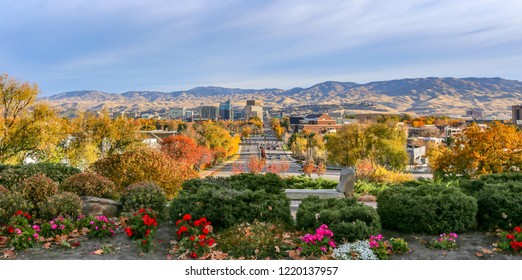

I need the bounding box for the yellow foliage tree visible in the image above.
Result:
[430,122,522,178]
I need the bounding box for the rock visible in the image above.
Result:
[336,168,356,197]
[357,194,377,202]
[81,196,122,218]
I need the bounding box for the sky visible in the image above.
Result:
[1,0,522,96]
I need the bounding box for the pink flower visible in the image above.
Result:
[320,246,327,252]
[14,228,22,235]
[32,225,41,232]
[33,233,39,239]
[328,240,336,248]
[59,224,65,230]
[89,221,95,225]
[51,224,58,230]
[95,226,99,230]
[369,240,379,248]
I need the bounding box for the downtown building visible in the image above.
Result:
[219,100,233,120]
[244,100,263,121]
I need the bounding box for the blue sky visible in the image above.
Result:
[1,0,522,96]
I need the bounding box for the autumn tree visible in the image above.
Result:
[325,123,408,170]
[315,161,326,177]
[0,74,66,163]
[302,160,315,178]
[231,162,245,174]
[91,147,198,198]
[246,155,265,174]
[161,135,203,168]
[429,122,522,178]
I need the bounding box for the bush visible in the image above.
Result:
[38,192,83,220]
[170,175,292,230]
[120,182,168,220]
[217,221,295,259]
[0,163,80,190]
[296,196,381,242]
[284,175,337,189]
[354,180,390,197]
[475,182,522,230]
[377,184,477,234]
[60,172,116,199]
[92,147,198,199]
[0,192,33,224]
[19,174,58,206]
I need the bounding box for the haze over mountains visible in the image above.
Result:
[40,77,522,117]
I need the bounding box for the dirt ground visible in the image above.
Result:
[7,223,522,260]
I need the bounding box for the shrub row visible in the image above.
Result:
[284,176,337,190]
[377,184,478,234]
[0,163,80,190]
[296,196,381,242]
[169,174,293,230]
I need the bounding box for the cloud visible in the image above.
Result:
[1,0,522,93]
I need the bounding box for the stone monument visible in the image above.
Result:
[336,167,356,197]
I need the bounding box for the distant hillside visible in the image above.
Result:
[40,77,522,117]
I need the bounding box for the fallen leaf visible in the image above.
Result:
[45,237,54,242]
[69,232,79,238]
[43,242,52,249]
[481,248,492,254]
[493,248,503,252]
[288,250,301,260]
[275,246,280,253]
[492,243,498,247]
[1,249,15,259]
[93,249,104,255]
[475,252,484,257]
[320,255,331,260]
[254,249,260,254]
[268,206,272,211]
[501,213,508,219]
[71,242,81,248]
[80,228,89,235]
[238,256,245,260]
[120,216,128,228]
[166,254,173,260]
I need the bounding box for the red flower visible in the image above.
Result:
[14,210,23,216]
[202,228,209,235]
[124,227,133,237]
[177,226,188,236]
[183,214,192,221]
[190,252,198,259]
[207,238,215,246]
[145,229,150,237]
[194,220,202,227]
[199,234,206,240]
[139,208,145,214]
[24,213,31,219]
[7,226,14,234]
[515,226,521,233]
[199,241,205,247]
[175,220,182,226]
[190,235,195,242]
[142,215,157,227]
[142,240,147,245]
[506,234,515,240]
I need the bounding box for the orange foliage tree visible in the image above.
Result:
[91,147,198,198]
[160,135,203,167]
[247,156,265,174]
[315,161,326,177]
[429,122,522,178]
[231,163,245,174]
[302,161,315,178]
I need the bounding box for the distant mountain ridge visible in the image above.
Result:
[40,77,522,117]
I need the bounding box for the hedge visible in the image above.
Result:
[296,196,381,242]
[0,163,80,190]
[377,184,477,234]
[169,174,292,230]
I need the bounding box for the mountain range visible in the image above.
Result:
[40,77,522,117]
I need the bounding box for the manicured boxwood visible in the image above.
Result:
[0,192,33,224]
[60,172,117,199]
[475,182,522,230]
[169,174,292,230]
[38,192,83,220]
[284,175,337,189]
[120,181,168,220]
[0,163,80,190]
[377,184,478,234]
[296,196,381,242]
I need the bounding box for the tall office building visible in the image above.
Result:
[513,105,522,124]
[169,107,186,120]
[200,105,219,121]
[219,100,233,120]
[244,100,263,121]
